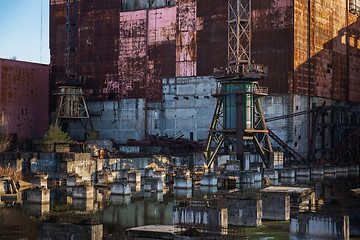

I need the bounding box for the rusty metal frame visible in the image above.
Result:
[228,0,251,73]
[205,79,273,169]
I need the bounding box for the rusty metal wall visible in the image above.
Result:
[294,0,360,102]
[0,59,49,141]
[252,0,294,95]
[50,0,360,104]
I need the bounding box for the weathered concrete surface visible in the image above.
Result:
[173,205,228,234]
[127,225,175,239]
[72,186,94,199]
[111,181,131,195]
[261,186,313,220]
[227,198,262,227]
[27,188,50,204]
[37,222,103,240]
[290,213,349,240]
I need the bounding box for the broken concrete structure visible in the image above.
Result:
[173,200,228,234]
[27,188,50,204]
[290,213,350,240]
[227,196,262,227]
[260,186,314,220]
[49,0,360,161]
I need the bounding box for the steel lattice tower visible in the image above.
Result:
[53,0,92,135]
[205,0,273,170]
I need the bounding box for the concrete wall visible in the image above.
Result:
[148,76,217,141]
[263,94,360,159]
[290,213,350,240]
[37,222,103,240]
[66,73,360,160]
[227,198,262,226]
[71,76,216,143]
[69,99,146,143]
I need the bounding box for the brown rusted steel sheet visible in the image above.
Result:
[0,59,49,141]
[50,0,360,104]
[252,0,294,95]
[294,0,360,102]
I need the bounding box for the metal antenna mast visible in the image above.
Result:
[53,0,92,136]
[205,0,274,170]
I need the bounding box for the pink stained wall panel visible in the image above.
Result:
[0,59,49,141]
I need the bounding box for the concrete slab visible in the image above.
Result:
[127,225,176,239]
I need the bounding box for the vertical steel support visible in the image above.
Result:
[228,0,251,72]
[53,0,92,136]
[236,93,244,170]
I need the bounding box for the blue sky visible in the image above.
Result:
[0,0,50,64]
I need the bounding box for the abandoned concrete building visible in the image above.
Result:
[48,0,360,163]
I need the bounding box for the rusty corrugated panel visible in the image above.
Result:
[196,0,228,76]
[176,0,197,77]
[0,59,49,141]
[294,0,360,102]
[252,0,294,95]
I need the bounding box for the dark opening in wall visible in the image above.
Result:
[108,93,116,100]
[190,132,194,141]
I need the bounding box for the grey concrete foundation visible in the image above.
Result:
[290,213,349,240]
[227,198,262,226]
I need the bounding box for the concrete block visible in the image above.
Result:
[200,173,217,186]
[37,222,103,240]
[227,198,262,226]
[264,169,278,180]
[144,178,164,192]
[128,171,141,183]
[290,213,349,240]
[296,168,310,177]
[279,168,296,178]
[73,198,94,211]
[311,167,324,175]
[27,188,50,204]
[67,175,82,187]
[111,181,131,195]
[261,194,290,220]
[174,177,192,189]
[72,186,94,199]
[173,206,228,234]
[174,189,192,198]
[324,166,336,175]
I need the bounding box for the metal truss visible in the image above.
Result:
[228,0,251,73]
[205,82,273,169]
